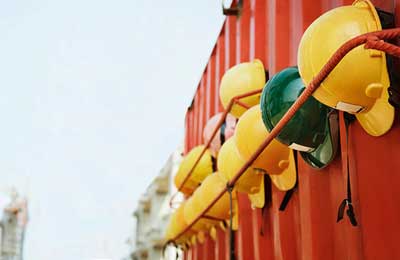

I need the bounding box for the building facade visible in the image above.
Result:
[130,151,182,260]
[0,190,28,260]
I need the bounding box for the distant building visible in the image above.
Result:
[129,150,182,260]
[0,189,28,260]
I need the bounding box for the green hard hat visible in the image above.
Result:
[260,66,339,169]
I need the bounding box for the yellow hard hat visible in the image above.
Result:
[219,60,266,118]
[218,138,262,194]
[184,196,217,233]
[164,202,195,245]
[186,173,233,223]
[298,0,394,136]
[234,105,297,191]
[174,145,213,195]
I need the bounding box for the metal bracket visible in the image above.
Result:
[222,0,243,17]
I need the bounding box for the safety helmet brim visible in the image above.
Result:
[269,149,297,191]
[355,90,395,136]
[353,0,395,136]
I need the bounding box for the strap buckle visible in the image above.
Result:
[337,199,358,226]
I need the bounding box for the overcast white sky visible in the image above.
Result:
[0,1,225,259]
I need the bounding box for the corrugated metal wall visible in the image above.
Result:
[183,0,400,259]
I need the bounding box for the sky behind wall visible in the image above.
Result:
[0,1,225,259]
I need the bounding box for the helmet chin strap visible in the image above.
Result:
[226,183,236,260]
[279,152,299,212]
[336,112,358,226]
[220,121,227,146]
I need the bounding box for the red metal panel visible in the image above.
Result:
[190,110,195,151]
[209,54,217,117]
[254,205,275,260]
[227,16,237,69]
[187,247,193,260]
[290,0,303,65]
[254,0,268,66]
[351,118,400,260]
[297,157,351,260]
[194,241,204,260]
[203,75,207,139]
[198,79,204,145]
[396,0,400,22]
[193,95,199,147]
[236,193,255,260]
[202,72,208,133]
[184,113,189,154]
[267,0,291,74]
[302,0,323,31]
[203,234,216,260]
[215,33,223,113]
[342,0,357,5]
[251,209,261,260]
[215,227,227,260]
[240,0,251,61]
[187,109,194,155]
[191,245,196,260]
[217,28,226,112]
[205,63,212,124]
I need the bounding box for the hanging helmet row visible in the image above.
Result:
[166,173,237,247]
[165,0,396,247]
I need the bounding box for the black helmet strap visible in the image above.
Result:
[336,112,358,226]
[260,174,272,236]
[259,154,298,237]
[220,121,227,146]
[226,183,236,260]
[279,152,299,212]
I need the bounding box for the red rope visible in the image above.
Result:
[167,28,400,244]
[364,36,400,57]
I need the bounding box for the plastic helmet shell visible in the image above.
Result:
[260,67,339,169]
[190,173,232,220]
[234,106,297,191]
[184,196,216,232]
[165,202,195,245]
[219,60,266,118]
[235,106,290,174]
[298,0,394,136]
[174,145,213,195]
[218,138,262,194]
[203,113,237,157]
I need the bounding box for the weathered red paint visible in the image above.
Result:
[215,227,227,260]
[202,234,215,259]
[236,193,255,260]
[216,32,225,112]
[182,0,400,259]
